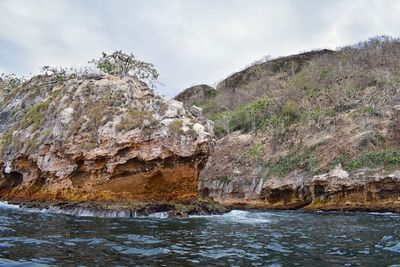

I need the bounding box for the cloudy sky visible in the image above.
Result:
[0,0,400,96]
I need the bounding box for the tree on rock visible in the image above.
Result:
[90,51,159,88]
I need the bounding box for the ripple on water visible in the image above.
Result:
[0,242,15,248]
[0,226,15,233]
[108,243,170,256]
[200,248,247,259]
[114,234,162,244]
[0,237,51,246]
[0,208,399,266]
[375,235,400,254]
[62,237,106,247]
[266,243,292,253]
[369,212,400,217]
[0,258,50,267]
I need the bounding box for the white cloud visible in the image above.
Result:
[0,0,400,96]
[0,0,109,73]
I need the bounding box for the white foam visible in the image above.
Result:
[223,210,271,224]
[0,201,272,222]
[369,212,399,216]
[0,201,21,210]
[0,202,134,218]
[190,210,271,224]
[148,212,169,219]
[43,206,134,218]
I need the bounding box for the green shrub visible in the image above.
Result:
[212,97,270,135]
[356,132,386,150]
[347,149,400,170]
[0,131,12,156]
[354,106,382,118]
[0,73,24,93]
[303,108,337,126]
[169,119,183,135]
[20,98,52,130]
[262,145,319,179]
[278,100,305,126]
[117,107,153,132]
[202,97,217,115]
[216,175,235,183]
[245,144,264,160]
[89,50,159,88]
[25,136,39,152]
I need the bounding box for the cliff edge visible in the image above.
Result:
[0,73,214,204]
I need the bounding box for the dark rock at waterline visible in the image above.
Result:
[8,199,228,218]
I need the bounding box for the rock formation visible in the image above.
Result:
[175,84,216,109]
[2,37,400,212]
[179,38,400,211]
[0,74,214,203]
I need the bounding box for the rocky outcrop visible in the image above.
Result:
[197,106,400,211]
[0,74,214,203]
[262,167,400,211]
[200,165,400,211]
[197,113,400,211]
[174,84,216,110]
[189,39,400,211]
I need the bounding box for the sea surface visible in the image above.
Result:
[0,202,399,266]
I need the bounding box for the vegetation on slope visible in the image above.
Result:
[184,35,400,179]
[0,51,161,158]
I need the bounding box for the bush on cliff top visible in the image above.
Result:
[89,51,159,88]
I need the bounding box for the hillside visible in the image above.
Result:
[176,36,400,211]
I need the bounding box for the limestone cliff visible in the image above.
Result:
[0,74,214,203]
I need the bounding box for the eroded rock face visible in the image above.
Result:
[261,167,400,210]
[195,98,400,210]
[0,74,214,203]
[200,164,400,211]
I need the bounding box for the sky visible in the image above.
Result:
[0,0,400,96]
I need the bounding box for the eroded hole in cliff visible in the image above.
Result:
[200,187,210,197]
[114,158,147,175]
[116,147,133,158]
[1,171,23,189]
[265,188,296,204]
[314,184,326,199]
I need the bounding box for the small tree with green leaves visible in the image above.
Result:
[0,73,24,93]
[89,51,159,88]
[40,66,74,81]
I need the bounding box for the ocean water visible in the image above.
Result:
[0,202,399,266]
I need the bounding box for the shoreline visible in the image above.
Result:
[2,199,399,218]
[2,199,229,218]
[220,199,400,213]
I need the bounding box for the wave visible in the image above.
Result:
[0,258,49,267]
[0,201,271,223]
[0,201,138,218]
[369,212,399,217]
[0,201,209,219]
[0,201,21,210]
[0,201,274,222]
[190,210,272,224]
